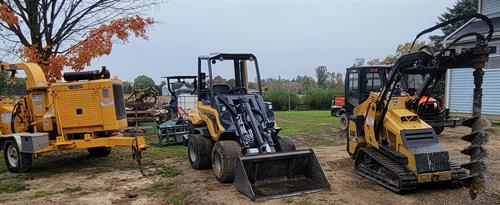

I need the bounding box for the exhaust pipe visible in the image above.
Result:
[234,149,330,201]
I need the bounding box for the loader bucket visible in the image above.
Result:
[234,149,330,201]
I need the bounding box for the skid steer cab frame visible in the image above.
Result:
[0,63,147,173]
[186,53,330,201]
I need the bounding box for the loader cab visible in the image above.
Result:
[197,53,263,106]
[344,66,389,113]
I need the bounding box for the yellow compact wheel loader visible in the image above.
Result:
[0,63,147,173]
[185,53,330,201]
[345,14,494,199]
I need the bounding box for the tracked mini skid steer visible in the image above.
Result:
[185,53,330,201]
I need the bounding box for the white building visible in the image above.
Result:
[444,0,500,119]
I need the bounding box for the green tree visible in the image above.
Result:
[396,41,427,57]
[315,66,329,89]
[303,88,343,110]
[367,58,382,65]
[133,75,156,90]
[0,71,26,96]
[429,0,478,50]
[352,58,365,67]
[334,73,344,90]
[123,81,133,94]
[298,75,317,92]
[264,88,299,111]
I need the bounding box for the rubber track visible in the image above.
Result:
[355,148,417,192]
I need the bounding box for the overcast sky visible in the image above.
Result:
[92,0,457,83]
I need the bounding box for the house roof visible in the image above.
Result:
[444,16,500,44]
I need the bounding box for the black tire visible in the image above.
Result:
[188,134,213,170]
[331,110,336,117]
[276,136,296,152]
[88,147,112,157]
[3,139,32,173]
[339,113,348,131]
[211,141,241,183]
[433,126,445,135]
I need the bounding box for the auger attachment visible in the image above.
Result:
[460,64,491,200]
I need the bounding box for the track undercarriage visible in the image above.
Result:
[355,148,466,192]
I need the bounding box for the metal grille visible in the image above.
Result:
[113,84,126,120]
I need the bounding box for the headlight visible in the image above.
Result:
[221,106,227,112]
[268,104,273,110]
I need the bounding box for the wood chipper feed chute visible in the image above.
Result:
[234,149,330,201]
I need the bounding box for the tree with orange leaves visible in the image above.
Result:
[0,0,160,80]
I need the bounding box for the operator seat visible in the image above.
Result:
[212,84,231,96]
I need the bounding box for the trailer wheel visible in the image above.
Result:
[212,141,241,183]
[339,113,348,131]
[88,147,112,157]
[277,136,296,152]
[3,139,32,173]
[188,134,212,170]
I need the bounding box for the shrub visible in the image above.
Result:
[264,88,299,111]
[303,88,343,110]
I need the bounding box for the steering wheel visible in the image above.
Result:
[228,87,247,95]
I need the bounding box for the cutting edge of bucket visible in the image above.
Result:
[233,149,331,201]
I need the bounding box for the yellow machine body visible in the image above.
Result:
[189,101,225,141]
[347,92,453,184]
[0,63,147,155]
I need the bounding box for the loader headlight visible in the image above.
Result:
[221,106,227,112]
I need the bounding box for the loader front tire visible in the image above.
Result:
[212,141,241,183]
[3,139,32,173]
[188,134,212,170]
[276,136,296,152]
[88,147,112,157]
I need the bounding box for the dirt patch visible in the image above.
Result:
[0,127,499,205]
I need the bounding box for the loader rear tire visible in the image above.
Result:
[3,139,32,173]
[339,113,348,131]
[212,141,241,183]
[277,136,296,152]
[88,147,112,157]
[188,134,212,170]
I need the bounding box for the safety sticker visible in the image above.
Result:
[100,99,114,107]
[32,95,43,102]
[1,113,12,123]
[366,117,374,126]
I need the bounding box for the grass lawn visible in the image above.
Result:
[275,110,339,136]
[275,110,341,146]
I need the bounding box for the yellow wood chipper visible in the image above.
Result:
[0,63,147,173]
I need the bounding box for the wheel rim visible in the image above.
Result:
[7,144,19,168]
[189,143,197,162]
[213,151,223,178]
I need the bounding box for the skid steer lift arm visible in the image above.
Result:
[372,14,494,199]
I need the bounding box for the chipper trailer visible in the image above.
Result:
[185,53,330,201]
[345,14,494,199]
[0,63,147,173]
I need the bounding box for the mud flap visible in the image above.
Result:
[234,149,330,201]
